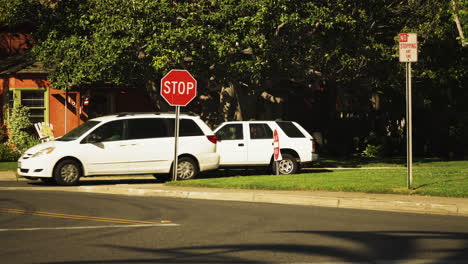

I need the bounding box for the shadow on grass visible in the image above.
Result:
[21,168,333,187]
[200,168,332,179]
[414,177,467,190]
[309,156,448,168]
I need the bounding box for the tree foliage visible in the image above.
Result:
[2,0,466,156]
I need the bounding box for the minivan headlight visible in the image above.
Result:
[32,147,55,158]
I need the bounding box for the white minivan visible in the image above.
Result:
[18,112,220,185]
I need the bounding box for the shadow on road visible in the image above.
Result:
[43,230,468,263]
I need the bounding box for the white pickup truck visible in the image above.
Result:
[213,120,318,175]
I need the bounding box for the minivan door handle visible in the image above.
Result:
[238,143,244,147]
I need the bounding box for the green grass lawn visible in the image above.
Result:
[167,160,468,198]
[4,158,467,198]
[0,162,17,171]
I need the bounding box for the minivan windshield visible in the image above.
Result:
[56,121,101,141]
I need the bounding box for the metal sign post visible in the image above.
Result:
[406,62,413,189]
[399,33,417,189]
[172,106,180,182]
[160,69,197,182]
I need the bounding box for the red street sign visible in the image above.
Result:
[160,69,197,106]
[273,129,282,161]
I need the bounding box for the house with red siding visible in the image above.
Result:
[0,32,153,138]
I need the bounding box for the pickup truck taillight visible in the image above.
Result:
[206,135,218,144]
[311,138,318,153]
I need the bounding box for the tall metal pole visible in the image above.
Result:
[406,62,413,189]
[172,106,180,181]
[64,89,68,134]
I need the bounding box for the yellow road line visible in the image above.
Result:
[0,208,171,225]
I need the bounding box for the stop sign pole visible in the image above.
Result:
[160,69,197,181]
[399,33,417,189]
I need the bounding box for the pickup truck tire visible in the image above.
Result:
[272,153,298,175]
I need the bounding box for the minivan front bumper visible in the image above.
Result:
[17,155,54,178]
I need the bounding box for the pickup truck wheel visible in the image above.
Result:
[53,159,81,186]
[273,154,298,175]
[174,157,198,180]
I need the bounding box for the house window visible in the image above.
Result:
[20,90,45,123]
[7,91,14,114]
[6,89,48,124]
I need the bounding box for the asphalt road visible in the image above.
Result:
[1,190,468,264]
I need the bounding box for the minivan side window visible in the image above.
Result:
[276,121,305,138]
[249,123,273,139]
[166,119,204,137]
[84,120,125,142]
[215,124,243,140]
[127,118,169,140]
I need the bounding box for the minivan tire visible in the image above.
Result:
[54,159,81,186]
[272,153,298,175]
[173,157,198,180]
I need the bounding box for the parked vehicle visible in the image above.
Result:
[18,112,220,185]
[214,120,318,175]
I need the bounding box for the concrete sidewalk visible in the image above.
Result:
[1,170,467,217]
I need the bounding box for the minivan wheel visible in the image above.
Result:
[54,159,81,186]
[175,157,198,180]
[272,153,298,175]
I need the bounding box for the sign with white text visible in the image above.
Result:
[160,70,197,106]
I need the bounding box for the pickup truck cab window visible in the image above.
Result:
[249,123,273,139]
[276,121,305,138]
[216,124,243,140]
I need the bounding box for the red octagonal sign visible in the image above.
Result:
[160,69,197,106]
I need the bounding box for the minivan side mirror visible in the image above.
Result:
[85,134,101,144]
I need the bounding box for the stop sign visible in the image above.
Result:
[160,69,197,106]
[273,129,282,161]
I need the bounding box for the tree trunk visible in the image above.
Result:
[145,80,173,112]
[219,83,243,121]
[452,0,467,47]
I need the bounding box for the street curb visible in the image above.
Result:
[1,185,467,217]
[74,186,468,217]
[2,169,467,217]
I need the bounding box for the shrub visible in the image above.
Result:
[0,125,8,143]
[0,143,20,161]
[362,144,384,158]
[361,131,384,158]
[6,105,40,154]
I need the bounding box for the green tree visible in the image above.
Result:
[0,0,51,30]
[17,0,467,156]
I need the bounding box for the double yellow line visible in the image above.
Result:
[0,208,171,225]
